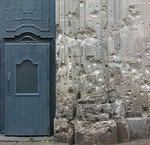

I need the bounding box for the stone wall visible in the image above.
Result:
[55,0,150,144]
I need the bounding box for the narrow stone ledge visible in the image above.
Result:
[0,136,54,142]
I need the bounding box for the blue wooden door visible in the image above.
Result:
[0,0,55,135]
[5,43,50,136]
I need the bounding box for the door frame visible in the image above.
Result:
[0,32,56,135]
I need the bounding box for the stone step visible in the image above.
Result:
[0,136,54,142]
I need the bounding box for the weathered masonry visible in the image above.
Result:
[0,0,55,135]
[0,0,150,144]
[55,0,150,144]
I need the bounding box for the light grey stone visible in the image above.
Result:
[55,0,150,144]
[112,99,126,119]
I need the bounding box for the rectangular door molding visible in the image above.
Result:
[0,0,55,38]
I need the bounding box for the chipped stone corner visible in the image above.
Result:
[54,118,74,145]
[55,0,150,144]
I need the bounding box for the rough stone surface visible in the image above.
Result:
[145,118,150,138]
[125,117,150,140]
[76,99,126,122]
[55,0,150,144]
[112,99,126,119]
[126,118,147,139]
[54,119,74,145]
[75,120,117,145]
[117,120,130,143]
[76,104,111,122]
[56,0,150,119]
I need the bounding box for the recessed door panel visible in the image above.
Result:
[5,43,50,136]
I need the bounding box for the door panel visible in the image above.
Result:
[0,0,55,37]
[5,43,50,136]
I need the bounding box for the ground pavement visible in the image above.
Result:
[0,142,67,145]
[0,137,68,145]
[0,138,150,145]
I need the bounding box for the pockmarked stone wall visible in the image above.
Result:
[55,0,150,144]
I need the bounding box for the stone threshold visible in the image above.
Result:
[0,136,54,142]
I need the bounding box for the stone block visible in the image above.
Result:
[126,118,147,139]
[117,120,130,143]
[145,118,150,138]
[78,93,107,104]
[112,99,126,119]
[75,120,117,145]
[76,104,112,122]
[54,118,74,145]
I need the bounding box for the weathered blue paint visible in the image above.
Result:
[5,43,50,136]
[0,0,55,135]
